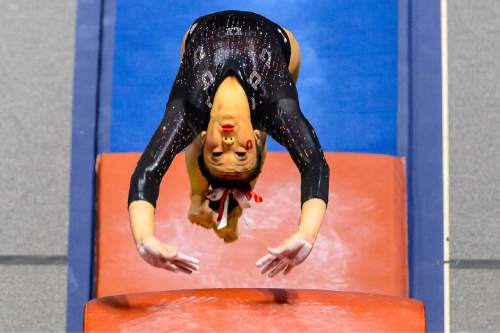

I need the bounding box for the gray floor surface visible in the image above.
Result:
[0,0,76,331]
[448,1,500,332]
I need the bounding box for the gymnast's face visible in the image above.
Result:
[201,119,261,179]
[200,75,261,179]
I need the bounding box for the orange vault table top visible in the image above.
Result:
[95,152,408,297]
[84,288,425,332]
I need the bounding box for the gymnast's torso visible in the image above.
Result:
[128,10,329,208]
[172,10,294,116]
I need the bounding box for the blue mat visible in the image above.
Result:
[109,0,397,154]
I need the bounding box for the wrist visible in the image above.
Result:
[135,233,154,248]
[297,228,317,244]
[298,198,326,243]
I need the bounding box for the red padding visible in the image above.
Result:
[84,289,424,332]
[95,153,408,297]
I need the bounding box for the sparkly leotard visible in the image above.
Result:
[128,10,330,208]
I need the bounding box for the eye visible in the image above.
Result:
[235,151,247,158]
[212,151,223,158]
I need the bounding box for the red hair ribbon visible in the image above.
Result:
[206,188,263,230]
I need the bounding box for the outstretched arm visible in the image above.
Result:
[128,98,201,273]
[256,97,330,277]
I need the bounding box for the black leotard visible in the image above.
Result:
[128,10,330,209]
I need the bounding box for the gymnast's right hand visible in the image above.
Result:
[137,235,200,274]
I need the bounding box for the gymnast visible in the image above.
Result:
[128,10,329,278]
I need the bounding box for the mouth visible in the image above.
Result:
[222,124,235,133]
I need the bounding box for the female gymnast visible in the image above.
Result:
[128,10,330,278]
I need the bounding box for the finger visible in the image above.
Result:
[260,257,281,275]
[181,260,200,271]
[173,258,198,270]
[259,256,279,274]
[256,253,274,267]
[173,259,199,272]
[177,266,193,274]
[172,262,193,274]
[268,260,289,278]
[161,261,179,273]
[168,255,197,271]
[267,246,284,257]
[174,252,200,265]
[283,263,295,275]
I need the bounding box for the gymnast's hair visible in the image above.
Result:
[197,140,264,214]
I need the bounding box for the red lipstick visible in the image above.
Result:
[222,124,234,133]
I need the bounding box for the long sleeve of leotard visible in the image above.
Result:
[259,97,330,206]
[128,98,204,209]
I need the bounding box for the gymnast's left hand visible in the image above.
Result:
[256,231,315,278]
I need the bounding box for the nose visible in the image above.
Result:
[222,136,235,150]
